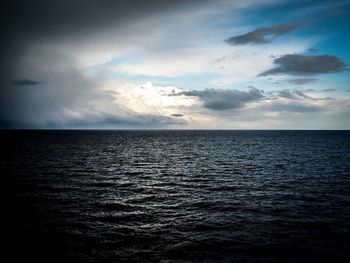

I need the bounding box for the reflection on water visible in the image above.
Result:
[2,130,350,262]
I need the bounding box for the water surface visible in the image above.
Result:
[2,130,350,262]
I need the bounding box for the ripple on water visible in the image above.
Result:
[2,130,350,262]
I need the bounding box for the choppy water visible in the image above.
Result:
[2,130,350,262]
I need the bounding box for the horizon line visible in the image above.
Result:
[1,128,350,131]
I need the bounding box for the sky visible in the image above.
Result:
[0,0,350,129]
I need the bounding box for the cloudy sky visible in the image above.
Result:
[1,0,349,129]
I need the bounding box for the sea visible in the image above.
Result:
[2,130,350,262]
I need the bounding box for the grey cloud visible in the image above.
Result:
[225,22,300,45]
[262,89,332,113]
[287,78,317,85]
[275,89,311,100]
[321,88,337,92]
[172,86,336,115]
[171,114,184,117]
[179,88,264,110]
[258,54,348,76]
[276,89,299,99]
[11,78,43,86]
[271,89,332,101]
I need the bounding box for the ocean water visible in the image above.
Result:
[2,130,350,262]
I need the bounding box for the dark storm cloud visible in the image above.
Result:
[178,88,264,110]
[258,54,348,76]
[287,78,317,85]
[0,0,211,67]
[1,0,211,41]
[11,78,43,86]
[0,0,212,128]
[225,22,300,45]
